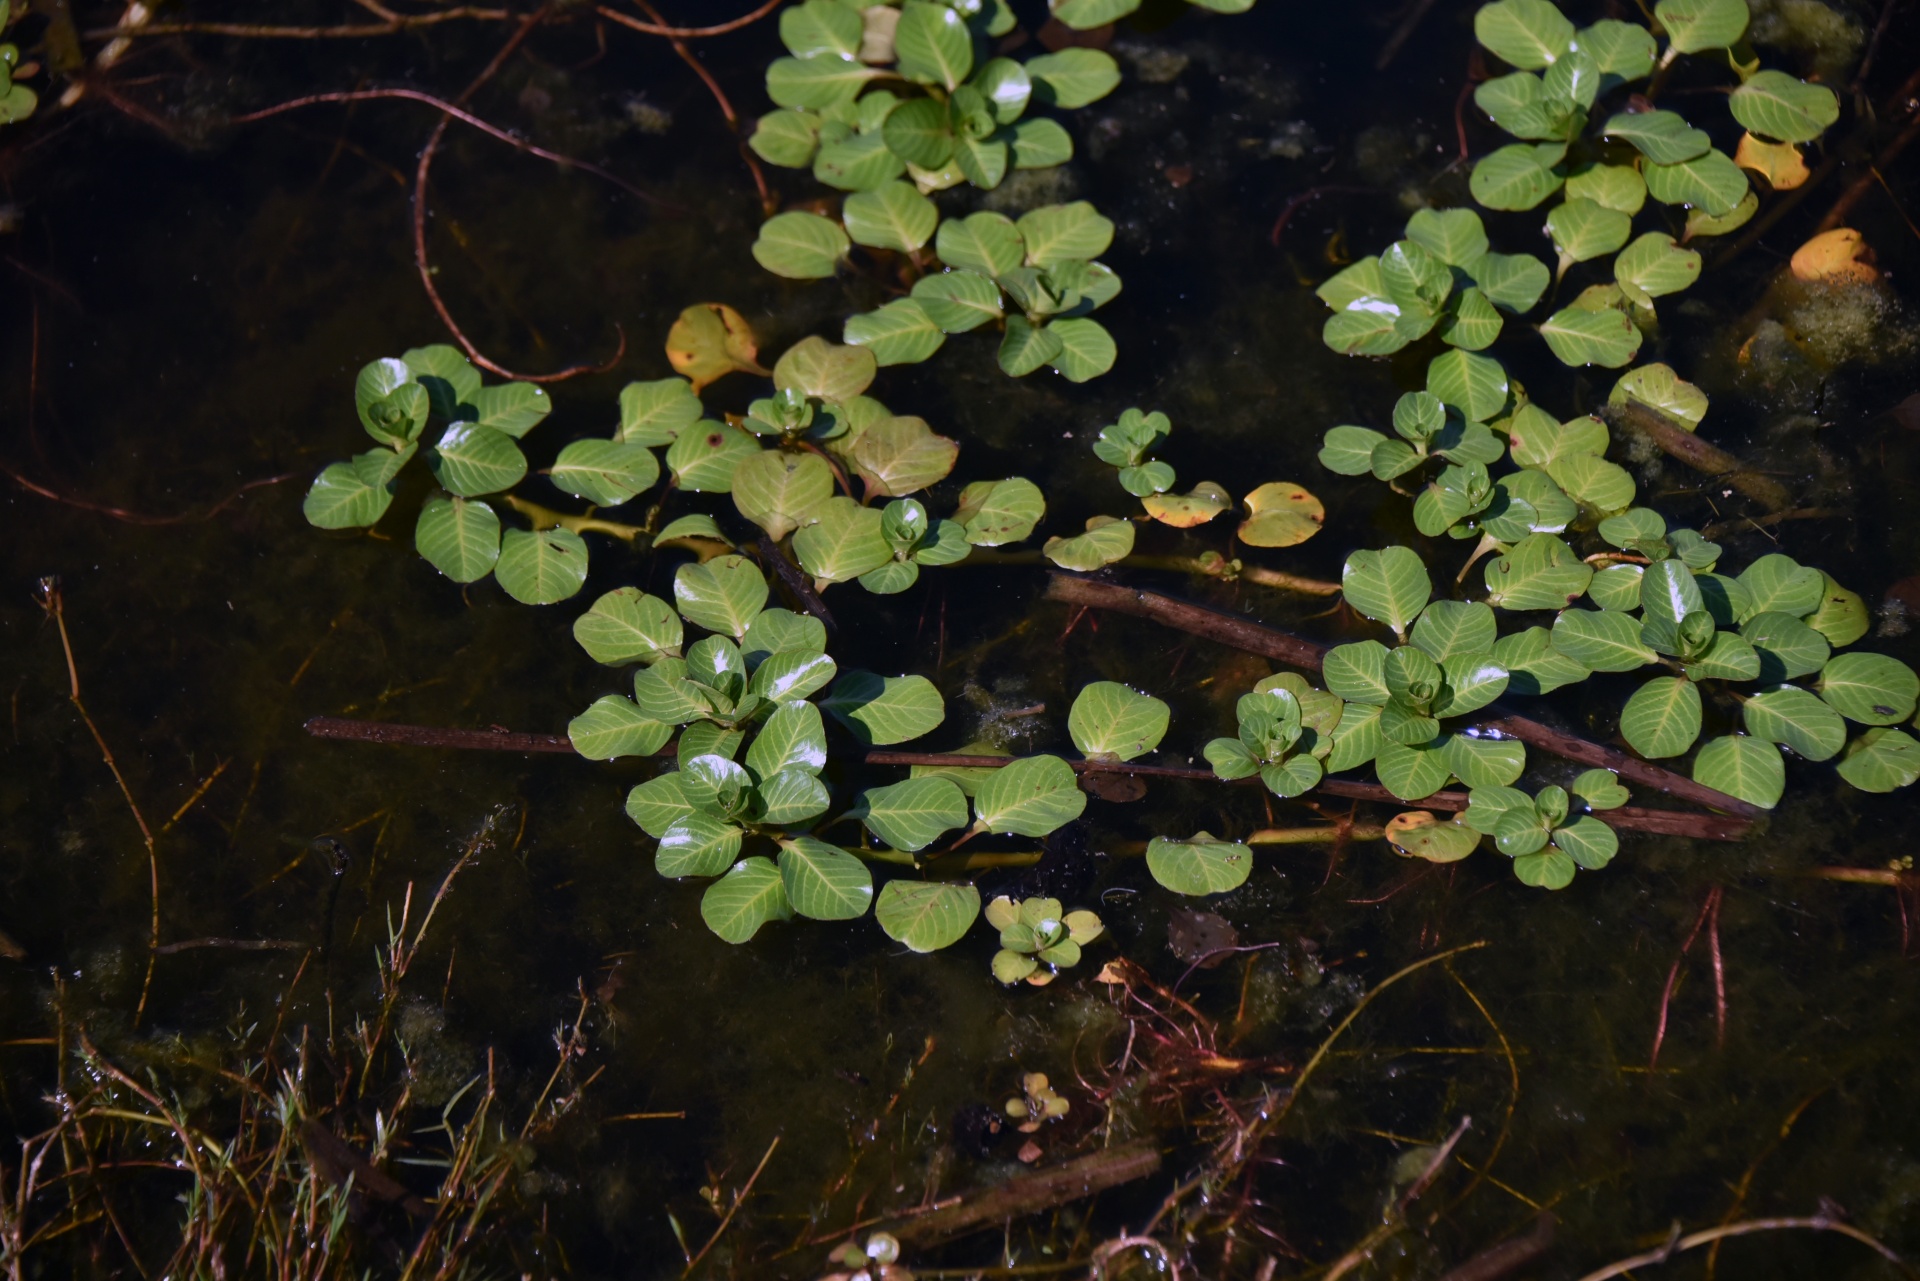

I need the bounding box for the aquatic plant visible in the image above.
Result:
[0,2,38,126]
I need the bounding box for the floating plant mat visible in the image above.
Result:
[3,0,1920,1277]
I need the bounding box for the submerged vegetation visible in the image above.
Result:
[5,0,1920,1275]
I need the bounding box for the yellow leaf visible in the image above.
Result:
[665,303,769,392]
[1237,481,1325,548]
[1790,227,1879,285]
[1142,481,1231,528]
[1384,810,1479,863]
[1733,133,1809,190]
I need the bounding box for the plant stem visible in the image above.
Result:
[1569,1215,1908,1281]
[874,1142,1162,1248]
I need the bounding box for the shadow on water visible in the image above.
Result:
[3,0,1920,1276]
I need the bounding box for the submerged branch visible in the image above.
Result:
[1044,573,1765,823]
[876,1142,1162,1248]
[1607,403,1794,513]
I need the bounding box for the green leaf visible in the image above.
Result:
[1552,608,1656,671]
[1474,0,1575,68]
[1411,600,1498,663]
[626,773,694,838]
[576,588,682,666]
[850,415,958,496]
[842,180,940,252]
[1565,163,1648,214]
[565,696,669,765]
[859,777,969,851]
[1736,554,1824,619]
[1466,251,1552,311]
[1837,728,1920,793]
[700,856,791,942]
[1578,19,1656,79]
[1484,533,1593,611]
[1008,117,1073,170]
[1640,558,1703,626]
[1325,702,1385,771]
[768,53,882,110]
[666,421,761,492]
[745,649,839,704]
[824,671,945,745]
[1325,640,1392,705]
[1743,684,1845,760]
[633,658,719,725]
[1805,574,1869,647]
[1376,740,1454,800]
[495,527,588,604]
[1493,625,1592,694]
[875,881,981,952]
[1509,849,1575,888]
[772,340,873,407]
[468,383,551,438]
[1741,612,1831,682]
[752,211,851,279]
[1819,653,1920,726]
[1685,631,1760,680]
[779,0,863,57]
[973,754,1087,837]
[731,450,834,542]
[1654,0,1749,53]
[1544,452,1635,514]
[1435,652,1511,717]
[970,56,1032,124]
[673,555,768,640]
[1547,198,1633,265]
[912,269,1004,332]
[791,498,888,582]
[881,96,955,169]
[1261,754,1324,798]
[743,609,826,667]
[1406,208,1490,266]
[1470,143,1566,211]
[1620,675,1704,757]
[1026,48,1120,109]
[1048,317,1117,382]
[746,699,829,778]
[681,753,754,818]
[955,477,1044,546]
[1068,682,1169,762]
[1615,233,1702,301]
[1051,0,1142,26]
[1540,305,1642,367]
[431,422,526,497]
[1441,288,1504,350]
[548,439,659,507]
[1552,816,1617,869]
[1320,425,1390,475]
[657,814,745,879]
[999,315,1065,376]
[1686,191,1759,239]
[816,124,910,192]
[1146,833,1253,896]
[1476,72,1579,140]
[678,723,744,769]
[1342,547,1432,636]
[1572,768,1631,809]
[750,108,823,167]
[1644,149,1749,216]
[894,0,973,89]
[936,210,1025,276]
[1602,110,1710,164]
[1016,203,1114,267]
[403,344,481,417]
[414,495,501,583]
[776,836,874,920]
[1441,733,1527,787]
[1043,515,1134,570]
[1427,349,1510,421]
[1730,70,1839,143]
[1385,811,1483,862]
[618,378,703,447]
[1692,734,1783,808]
[1609,364,1707,430]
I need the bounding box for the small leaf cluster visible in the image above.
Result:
[0,2,36,125]
[1458,780,1621,888]
[1203,675,1341,799]
[757,199,1124,383]
[986,896,1104,986]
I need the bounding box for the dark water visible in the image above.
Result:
[3,1,1920,1277]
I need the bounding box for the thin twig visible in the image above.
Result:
[593,0,783,39]
[684,1135,780,1274]
[1571,1214,1907,1281]
[1648,885,1720,1073]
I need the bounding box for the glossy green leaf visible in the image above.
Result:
[750,107,823,167]
[414,495,500,582]
[745,700,829,780]
[1376,740,1454,800]
[1441,288,1504,350]
[1051,0,1142,26]
[1411,600,1498,663]
[657,814,745,879]
[1614,233,1702,301]
[403,344,481,417]
[1742,684,1845,760]
[1435,652,1511,717]
[468,383,551,439]
[1069,681,1169,762]
[568,695,671,761]
[1565,163,1648,214]
[731,450,834,542]
[1470,142,1566,210]
[842,180,940,252]
[969,57,1032,124]
[1620,675,1703,757]
[1730,70,1839,144]
[1441,733,1527,787]
[495,527,588,604]
[794,496,892,582]
[666,422,761,494]
[626,773,694,838]
[1741,612,1831,682]
[859,777,969,851]
[1654,0,1749,53]
[1644,149,1749,216]
[777,836,874,920]
[1493,625,1592,694]
[1484,533,1593,611]
[1693,734,1783,808]
[1552,608,1656,671]
[1736,554,1824,619]
[881,96,955,168]
[431,422,526,497]
[745,649,839,706]
[548,439,658,507]
[1553,815,1617,869]
[1016,202,1114,267]
[1026,48,1120,108]
[1008,117,1073,170]
[1342,547,1431,636]
[954,477,1044,546]
[1540,305,1642,367]
[1406,207,1490,266]
[1837,728,1920,793]
[618,378,703,447]
[998,315,1064,376]
[875,881,981,952]
[673,555,767,640]
[824,671,945,745]
[1578,18,1656,79]
[1043,515,1134,570]
[1819,653,1920,725]
[779,0,863,57]
[1146,833,1253,896]
[700,856,791,942]
[1325,640,1392,706]
[912,269,1004,332]
[1319,426,1389,475]
[937,211,1025,278]
[843,298,946,367]
[1547,198,1633,264]
[576,589,682,666]
[1805,574,1869,647]
[1572,767,1631,809]
[1385,811,1483,862]
[1602,110,1710,164]
[894,0,972,89]
[1474,0,1575,68]
[1466,251,1552,311]
[973,754,1087,836]
[754,210,852,280]
[1426,349,1510,421]
[850,415,957,496]
[1048,317,1117,382]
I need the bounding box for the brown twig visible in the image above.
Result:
[634,0,773,212]
[878,1143,1162,1248]
[1648,885,1721,1073]
[1044,574,1765,821]
[4,466,297,526]
[1571,1214,1907,1281]
[1607,404,1793,513]
[85,6,508,39]
[684,1135,780,1274]
[306,715,577,754]
[593,0,783,39]
[37,579,161,1025]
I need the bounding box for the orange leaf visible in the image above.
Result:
[1734,133,1809,190]
[1790,228,1879,285]
[665,303,769,393]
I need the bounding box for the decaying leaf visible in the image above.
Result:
[666,303,770,392]
[1143,481,1231,528]
[1790,228,1878,285]
[1238,481,1326,548]
[1733,133,1809,190]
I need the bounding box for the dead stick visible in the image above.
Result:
[1571,1215,1906,1281]
[1043,574,1764,821]
[877,1143,1161,1248]
[300,719,1754,840]
[1607,404,1793,512]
